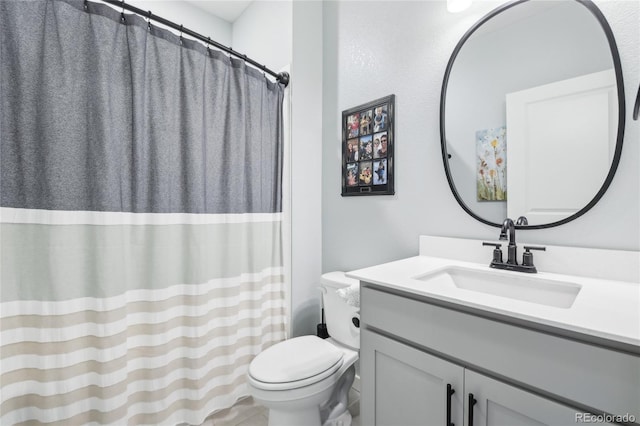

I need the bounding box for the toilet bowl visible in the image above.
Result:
[246,272,360,426]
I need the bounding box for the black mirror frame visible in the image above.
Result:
[439,0,626,229]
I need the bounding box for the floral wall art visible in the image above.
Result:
[476,126,507,201]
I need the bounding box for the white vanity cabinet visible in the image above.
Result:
[360,284,637,426]
[361,329,464,426]
[362,330,597,426]
[464,370,610,426]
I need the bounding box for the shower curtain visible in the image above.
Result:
[0,0,287,424]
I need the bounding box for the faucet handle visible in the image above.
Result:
[482,242,501,248]
[522,246,546,267]
[482,242,503,264]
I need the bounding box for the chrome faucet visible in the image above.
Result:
[499,218,518,265]
[482,217,547,273]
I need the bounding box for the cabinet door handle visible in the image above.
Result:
[446,383,455,426]
[468,393,477,426]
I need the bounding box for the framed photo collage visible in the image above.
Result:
[341,94,395,196]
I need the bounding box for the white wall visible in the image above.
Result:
[232,1,292,72]
[322,0,640,274]
[125,0,232,45]
[290,1,323,337]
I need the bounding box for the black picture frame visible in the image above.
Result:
[342,95,395,196]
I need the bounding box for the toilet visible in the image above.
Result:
[247,272,360,426]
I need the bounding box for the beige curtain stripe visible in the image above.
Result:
[1,349,276,413]
[0,276,284,331]
[0,327,280,392]
[126,373,250,426]
[1,307,284,361]
[7,374,250,426]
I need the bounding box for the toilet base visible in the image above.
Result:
[267,406,322,426]
[266,403,353,426]
[320,364,355,424]
[323,409,352,426]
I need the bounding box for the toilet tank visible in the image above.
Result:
[321,272,360,350]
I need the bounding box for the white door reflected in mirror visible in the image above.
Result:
[441,0,624,228]
[506,69,617,225]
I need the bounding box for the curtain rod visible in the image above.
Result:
[98,0,290,87]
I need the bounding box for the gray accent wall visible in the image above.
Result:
[322,0,640,273]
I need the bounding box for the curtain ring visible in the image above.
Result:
[120,0,126,22]
[83,0,88,11]
[147,10,152,31]
[206,37,211,54]
[179,24,183,45]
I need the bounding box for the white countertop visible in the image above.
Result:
[348,255,640,348]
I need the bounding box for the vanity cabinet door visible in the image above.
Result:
[361,329,464,426]
[464,370,615,426]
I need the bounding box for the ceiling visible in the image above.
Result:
[183,0,253,23]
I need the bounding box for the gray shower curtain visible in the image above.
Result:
[0,0,287,424]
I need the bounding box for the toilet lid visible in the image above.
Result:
[249,335,344,384]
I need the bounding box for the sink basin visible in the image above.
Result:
[414,266,582,308]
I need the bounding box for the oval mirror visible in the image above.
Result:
[440,0,625,228]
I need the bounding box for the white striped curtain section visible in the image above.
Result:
[1,267,286,425]
[0,0,287,423]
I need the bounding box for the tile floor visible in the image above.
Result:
[203,388,361,426]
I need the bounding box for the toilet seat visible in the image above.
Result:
[248,336,345,391]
